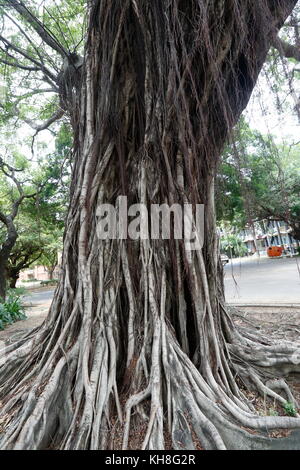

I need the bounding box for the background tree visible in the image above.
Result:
[0,0,299,452]
[7,221,63,288]
[38,228,62,281]
[0,155,38,298]
[217,121,300,243]
[219,224,248,259]
[7,238,43,288]
[257,143,300,241]
[0,0,86,133]
[0,121,69,294]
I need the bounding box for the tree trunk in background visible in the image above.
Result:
[0,0,299,451]
[0,264,6,300]
[250,220,259,254]
[0,224,18,299]
[8,269,20,289]
[276,220,287,254]
[46,266,56,281]
[291,225,300,243]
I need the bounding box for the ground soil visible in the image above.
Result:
[231,305,300,423]
[0,289,50,344]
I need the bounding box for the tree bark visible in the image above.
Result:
[250,220,259,254]
[0,0,299,451]
[47,266,56,281]
[0,263,7,300]
[0,217,18,300]
[290,224,300,242]
[7,250,43,290]
[8,271,19,289]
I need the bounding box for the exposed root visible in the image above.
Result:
[0,293,300,450]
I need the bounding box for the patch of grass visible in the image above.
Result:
[10,287,27,296]
[268,408,279,416]
[40,279,58,287]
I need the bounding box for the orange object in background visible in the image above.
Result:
[267,246,283,257]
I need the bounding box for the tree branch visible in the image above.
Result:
[10,249,44,273]
[0,157,38,220]
[0,56,40,71]
[0,210,9,227]
[23,108,65,135]
[5,0,68,58]
[3,10,61,74]
[0,34,58,83]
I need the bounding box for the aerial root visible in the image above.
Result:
[120,320,300,450]
[0,342,79,450]
[242,371,299,416]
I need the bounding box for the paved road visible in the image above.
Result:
[22,289,55,306]
[224,256,300,304]
[20,261,300,306]
[18,260,300,306]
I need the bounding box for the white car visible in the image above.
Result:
[221,254,229,265]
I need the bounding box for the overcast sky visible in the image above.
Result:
[246,76,300,145]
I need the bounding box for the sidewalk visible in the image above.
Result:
[0,292,53,344]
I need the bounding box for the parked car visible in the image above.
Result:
[221,254,229,265]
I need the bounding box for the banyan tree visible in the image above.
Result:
[0,0,300,450]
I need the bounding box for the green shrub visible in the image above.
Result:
[10,287,27,296]
[0,291,27,330]
[220,234,248,258]
[268,408,278,416]
[40,279,58,287]
[283,401,297,417]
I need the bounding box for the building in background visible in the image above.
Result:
[220,219,299,257]
[18,251,62,283]
[19,264,61,282]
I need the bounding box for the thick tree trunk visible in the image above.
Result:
[9,272,19,289]
[0,264,6,300]
[250,221,259,254]
[0,241,18,299]
[0,226,18,299]
[0,0,299,450]
[45,266,56,281]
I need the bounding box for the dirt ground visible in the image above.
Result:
[231,305,300,342]
[1,302,299,349]
[0,298,49,345]
[231,305,300,421]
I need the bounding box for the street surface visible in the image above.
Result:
[22,289,55,306]
[2,258,300,343]
[224,256,300,304]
